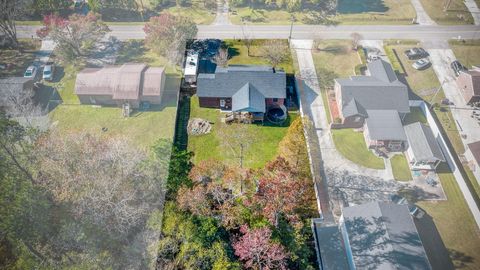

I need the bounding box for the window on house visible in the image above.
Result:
[273,98,278,102]
[220,99,226,107]
[354,116,361,122]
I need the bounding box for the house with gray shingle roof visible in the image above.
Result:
[196,65,286,115]
[404,122,445,170]
[333,59,410,152]
[313,201,432,270]
[340,201,431,270]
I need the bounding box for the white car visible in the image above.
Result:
[412,58,431,70]
[24,65,37,78]
[43,63,55,81]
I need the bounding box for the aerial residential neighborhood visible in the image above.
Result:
[1,0,480,269]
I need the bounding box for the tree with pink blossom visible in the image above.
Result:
[233,225,289,270]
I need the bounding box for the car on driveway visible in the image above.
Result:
[404,48,429,60]
[412,58,431,70]
[23,65,38,79]
[43,62,55,81]
[450,60,467,76]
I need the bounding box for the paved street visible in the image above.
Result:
[17,24,480,40]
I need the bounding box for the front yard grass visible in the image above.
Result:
[47,40,180,150]
[391,154,412,181]
[188,96,297,168]
[230,0,415,25]
[418,164,480,270]
[331,128,385,169]
[0,39,41,77]
[419,0,474,24]
[449,40,480,68]
[162,2,216,24]
[312,40,362,124]
[224,39,294,74]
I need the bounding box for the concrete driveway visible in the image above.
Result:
[425,41,480,145]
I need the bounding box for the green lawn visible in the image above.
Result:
[449,40,480,68]
[419,0,474,24]
[403,107,428,126]
[418,164,480,270]
[230,0,416,25]
[188,96,297,168]
[384,43,465,154]
[331,128,385,169]
[312,40,362,124]
[0,39,41,78]
[47,40,180,150]
[391,154,412,181]
[162,3,216,24]
[225,39,294,74]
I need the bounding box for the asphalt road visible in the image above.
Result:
[17,24,480,41]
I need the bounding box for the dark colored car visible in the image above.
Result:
[450,60,467,76]
[404,47,429,60]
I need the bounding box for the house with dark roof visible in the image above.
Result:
[456,68,480,105]
[404,122,445,170]
[74,63,166,108]
[313,201,431,270]
[466,141,480,183]
[333,60,410,152]
[196,65,286,115]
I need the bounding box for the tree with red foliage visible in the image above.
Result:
[37,12,109,62]
[252,157,313,227]
[233,225,289,270]
[144,14,197,65]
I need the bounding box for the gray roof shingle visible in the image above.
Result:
[314,223,349,270]
[335,60,409,118]
[404,122,445,162]
[342,201,431,270]
[196,65,286,99]
[365,110,407,141]
[231,83,266,112]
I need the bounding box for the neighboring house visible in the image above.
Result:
[404,122,445,170]
[334,59,410,128]
[196,65,286,115]
[74,63,166,108]
[312,221,349,270]
[0,77,34,109]
[363,110,408,151]
[314,201,431,270]
[456,68,480,105]
[466,141,480,184]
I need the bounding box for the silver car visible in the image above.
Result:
[412,58,431,70]
[43,63,55,81]
[24,65,37,78]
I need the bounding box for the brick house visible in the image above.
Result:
[196,65,286,114]
[456,68,480,105]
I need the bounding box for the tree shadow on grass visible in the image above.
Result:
[337,0,388,14]
[116,40,147,64]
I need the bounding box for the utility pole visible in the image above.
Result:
[239,143,244,168]
[430,79,447,109]
[444,0,453,11]
[288,15,294,44]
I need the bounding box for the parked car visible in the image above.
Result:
[404,48,429,60]
[412,58,431,70]
[42,62,55,81]
[450,60,467,76]
[23,65,37,79]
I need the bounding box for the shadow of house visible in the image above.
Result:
[414,213,455,270]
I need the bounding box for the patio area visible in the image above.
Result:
[408,169,447,201]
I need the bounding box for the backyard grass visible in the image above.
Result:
[419,0,474,24]
[403,107,428,125]
[230,0,416,25]
[449,40,480,68]
[224,39,294,74]
[47,40,180,150]
[0,39,41,78]
[162,3,216,24]
[312,40,362,123]
[391,154,412,181]
[418,164,480,270]
[188,96,297,168]
[331,128,385,169]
